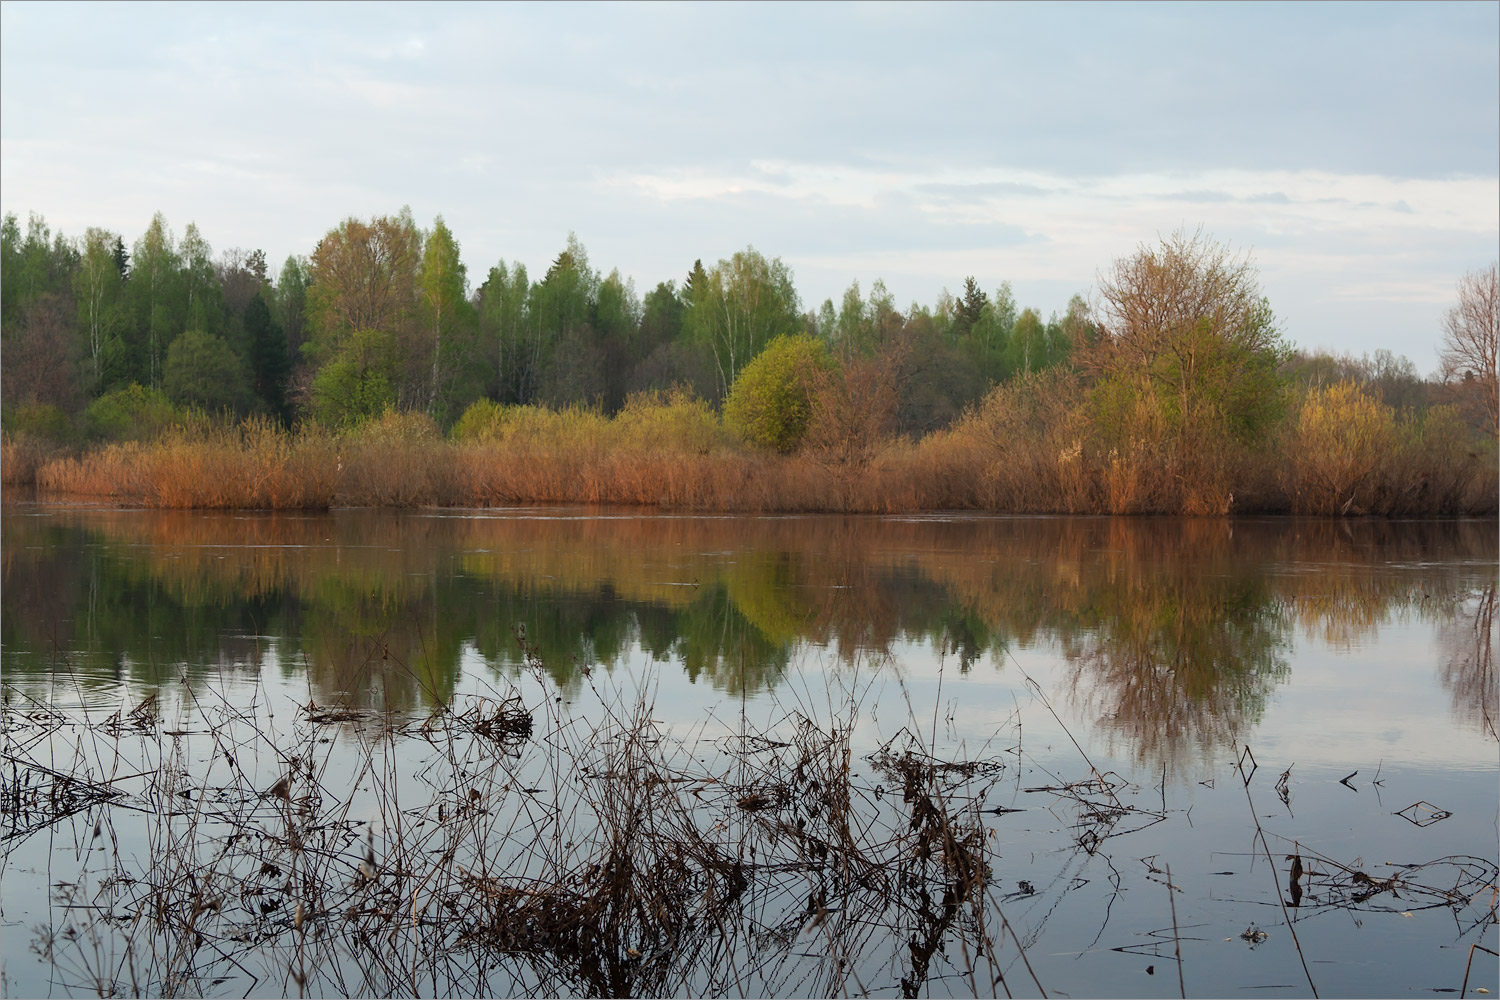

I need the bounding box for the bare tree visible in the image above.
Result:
[1438,263,1498,438]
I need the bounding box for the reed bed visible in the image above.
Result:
[11,384,1497,513]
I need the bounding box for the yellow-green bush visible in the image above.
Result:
[613,387,731,455]
[1285,381,1395,515]
[723,334,833,453]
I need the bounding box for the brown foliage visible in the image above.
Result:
[1,294,83,411]
[307,215,421,339]
[1439,263,1498,438]
[23,381,1494,515]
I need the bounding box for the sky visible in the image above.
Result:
[2,1,1496,374]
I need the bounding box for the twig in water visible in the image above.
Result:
[1165,862,1185,999]
[1237,744,1318,998]
[1461,943,1498,998]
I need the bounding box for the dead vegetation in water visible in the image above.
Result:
[5,639,1496,999]
[0,649,1040,999]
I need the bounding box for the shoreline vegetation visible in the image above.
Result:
[3,380,1496,514]
[3,208,1495,515]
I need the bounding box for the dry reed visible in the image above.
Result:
[20,384,1497,514]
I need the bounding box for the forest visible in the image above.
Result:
[1,208,1495,515]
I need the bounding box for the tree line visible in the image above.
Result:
[1,207,1104,436]
[2,208,1495,480]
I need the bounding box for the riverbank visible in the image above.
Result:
[4,389,1495,515]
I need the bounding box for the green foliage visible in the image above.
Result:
[164,330,251,415]
[1086,232,1291,510]
[451,399,510,442]
[614,387,730,454]
[245,293,290,419]
[308,328,398,429]
[418,215,475,421]
[82,383,179,442]
[684,247,803,400]
[477,259,536,405]
[0,213,20,327]
[1,402,79,445]
[128,212,180,389]
[639,281,684,353]
[449,399,609,448]
[723,333,833,453]
[275,254,312,356]
[305,212,422,390]
[178,222,224,337]
[951,276,988,341]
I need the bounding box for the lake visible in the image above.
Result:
[2,504,1496,998]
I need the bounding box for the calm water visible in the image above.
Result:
[2,505,1496,998]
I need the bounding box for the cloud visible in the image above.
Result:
[912,182,1054,204]
[1162,190,1235,203]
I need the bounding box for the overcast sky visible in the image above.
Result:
[3,1,1495,373]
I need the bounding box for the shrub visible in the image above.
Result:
[723,334,833,453]
[82,384,180,442]
[164,330,251,415]
[451,399,509,443]
[952,369,1096,512]
[308,328,399,429]
[614,387,730,455]
[1,402,78,446]
[1285,381,1395,515]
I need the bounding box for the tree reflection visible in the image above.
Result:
[2,508,1493,761]
[1436,584,1498,736]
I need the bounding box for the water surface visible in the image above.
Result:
[2,506,1495,997]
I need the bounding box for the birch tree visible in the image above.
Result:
[130,213,178,388]
[418,215,469,416]
[73,227,124,388]
[688,247,801,401]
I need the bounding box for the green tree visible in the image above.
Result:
[82,383,178,441]
[112,236,130,282]
[306,212,421,354]
[639,280,684,355]
[0,213,21,328]
[14,213,76,306]
[130,213,179,389]
[1007,307,1046,376]
[951,276,988,341]
[477,259,536,404]
[592,268,642,411]
[274,254,312,358]
[305,210,422,410]
[534,234,601,407]
[723,333,833,452]
[1085,228,1290,509]
[417,215,472,418]
[178,222,223,337]
[244,292,290,419]
[685,247,802,402]
[73,227,127,389]
[1089,229,1286,438]
[308,328,399,428]
[164,329,250,414]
